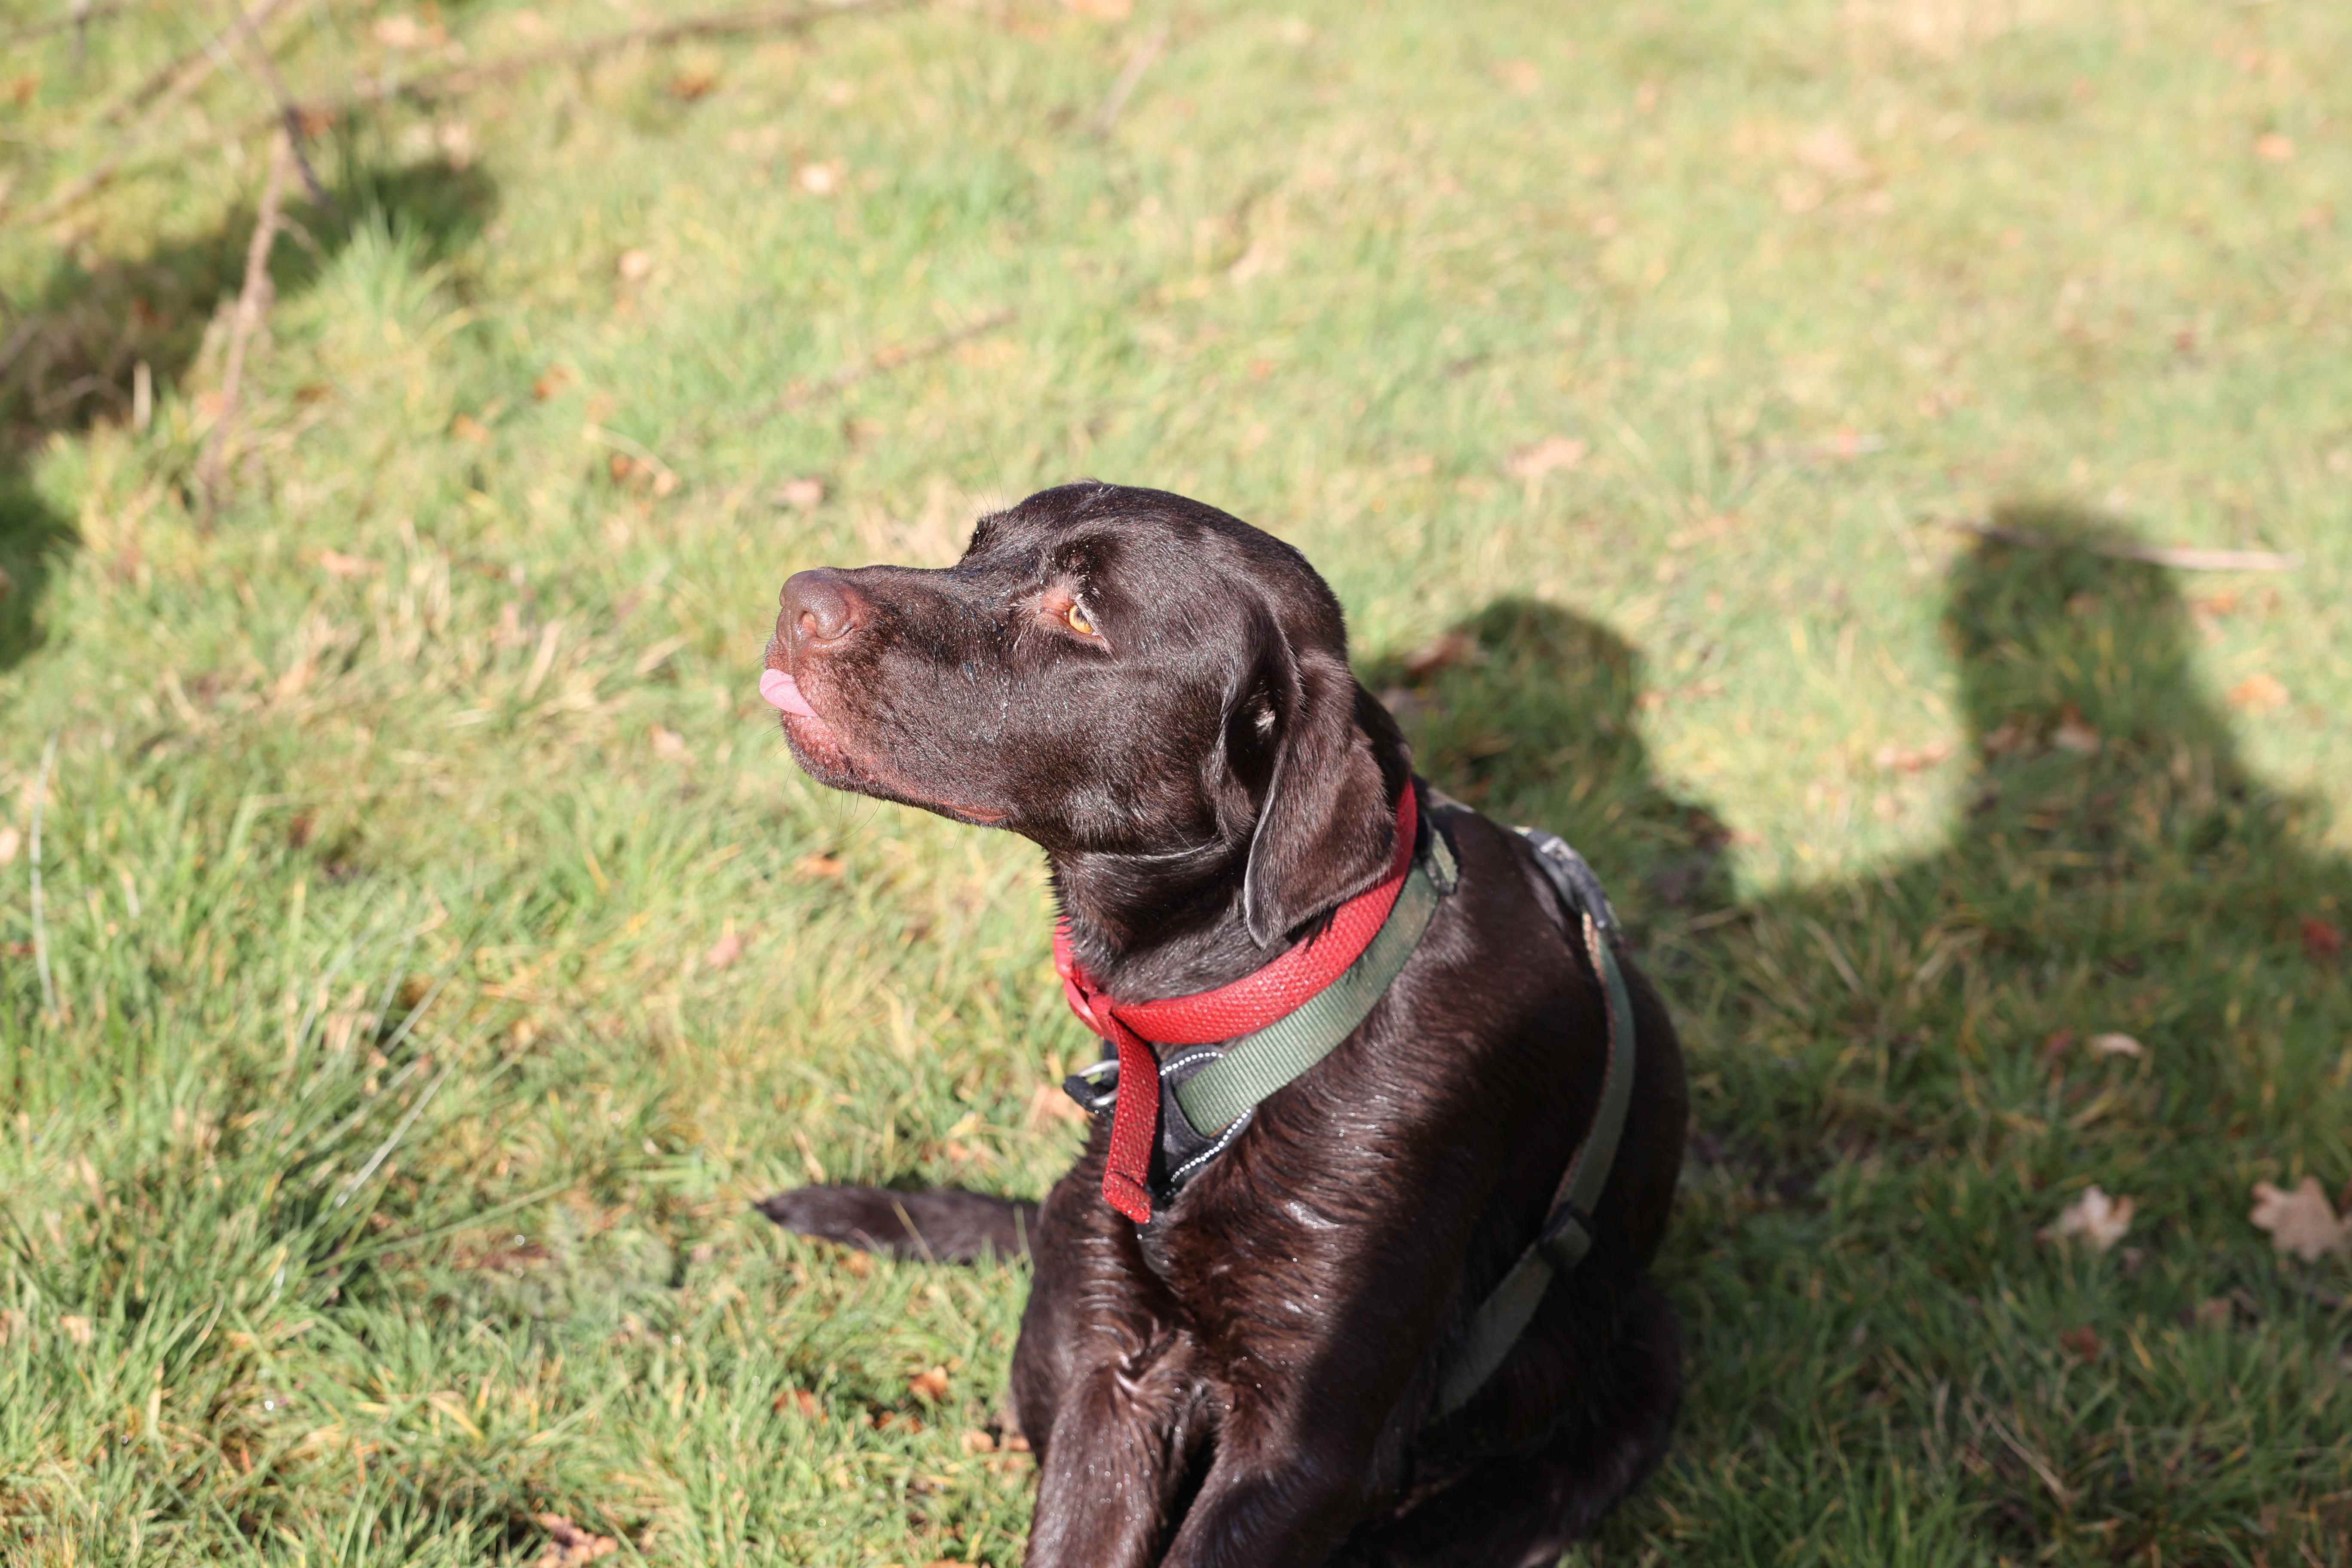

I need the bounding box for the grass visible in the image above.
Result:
[1,0,2348,1561]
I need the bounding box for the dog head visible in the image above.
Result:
[764,481,1407,946]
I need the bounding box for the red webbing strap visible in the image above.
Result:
[1053,787,1418,1222]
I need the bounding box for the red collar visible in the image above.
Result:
[1052,786,1419,1222]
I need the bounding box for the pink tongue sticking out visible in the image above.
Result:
[760,669,818,718]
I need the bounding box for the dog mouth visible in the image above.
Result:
[760,665,1009,827]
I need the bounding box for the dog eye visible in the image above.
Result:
[1064,603,1096,636]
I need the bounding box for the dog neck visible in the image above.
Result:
[1047,841,1277,1001]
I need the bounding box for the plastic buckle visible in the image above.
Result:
[1062,1058,1120,1119]
[1537,1202,1595,1273]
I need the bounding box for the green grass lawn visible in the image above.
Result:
[3,0,2349,1561]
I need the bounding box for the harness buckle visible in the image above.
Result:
[1536,1201,1596,1273]
[1062,1058,1120,1119]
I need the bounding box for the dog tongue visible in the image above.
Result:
[760,669,818,718]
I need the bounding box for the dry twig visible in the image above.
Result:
[720,307,1017,434]
[17,0,297,224]
[0,0,132,50]
[197,128,292,518]
[230,0,906,142]
[30,733,59,1020]
[1947,518,2299,573]
[1091,22,1170,139]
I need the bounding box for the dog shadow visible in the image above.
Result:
[1378,505,2352,1555]
[0,153,496,674]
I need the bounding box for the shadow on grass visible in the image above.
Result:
[1375,504,2351,1558]
[0,153,498,674]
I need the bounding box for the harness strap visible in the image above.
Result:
[1430,834,1638,1418]
[1171,827,1457,1137]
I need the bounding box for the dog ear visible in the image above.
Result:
[1240,644,1402,948]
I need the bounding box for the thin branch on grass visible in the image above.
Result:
[720,306,1018,434]
[0,0,131,49]
[102,0,287,125]
[1946,518,2300,573]
[16,0,296,224]
[1091,22,1169,139]
[196,126,292,520]
[225,0,335,210]
[29,733,58,1020]
[231,0,906,142]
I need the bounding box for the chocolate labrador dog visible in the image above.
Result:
[758,482,1685,1567]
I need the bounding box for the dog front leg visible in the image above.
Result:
[1023,1359,1209,1568]
[1153,1406,1372,1568]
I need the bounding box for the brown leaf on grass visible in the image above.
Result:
[532,1514,619,1567]
[650,726,690,761]
[1873,740,1951,774]
[1403,631,1477,681]
[2304,917,2346,962]
[774,477,825,510]
[2229,671,2289,713]
[794,161,842,196]
[2088,1032,2144,1060]
[773,1387,821,1418]
[908,1365,950,1403]
[671,70,718,101]
[0,827,17,866]
[1505,435,1586,484]
[533,367,573,401]
[795,852,847,880]
[959,1427,996,1454]
[315,550,376,579]
[2250,1177,2352,1262]
[2057,1326,2102,1361]
[60,1315,94,1346]
[1027,1081,1087,1128]
[2040,1186,2133,1253]
[450,413,490,444]
[616,249,654,282]
[2050,716,2102,754]
[372,15,446,49]
[1493,60,1541,95]
[2254,132,2295,162]
[1793,123,1871,183]
[703,930,744,971]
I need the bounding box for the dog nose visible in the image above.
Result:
[781,569,864,653]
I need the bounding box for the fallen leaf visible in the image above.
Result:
[0,827,16,865]
[2304,917,2345,962]
[60,1315,93,1346]
[671,70,718,101]
[2040,1185,2134,1253]
[2051,717,2102,754]
[371,15,444,49]
[650,726,690,761]
[450,413,490,444]
[1027,1081,1087,1128]
[532,1513,619,1568]
[795,161,842,196]
[1794,123,1871,183]
[773,1387,822,1418]
[316,550,376,579]
[2058,1326,2102,1360]
[795,852,847,880]
[703,930,744,971]
[1403,631,1477,680]
[533,366,572,401]
[1981,720,2030,756]
[2250,1177,2352,1262]
[959,1427,996,1454]
[1505,435,1586,484]
[908,1365,950,1403]
[2088,1032,2144,1060]
[1874,740,1952,774]
[2229,672,2289,714]
[841,1249,871,1277]
[775,477,825,510]
[2254,132,2295,162]
[616,249,654,282]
